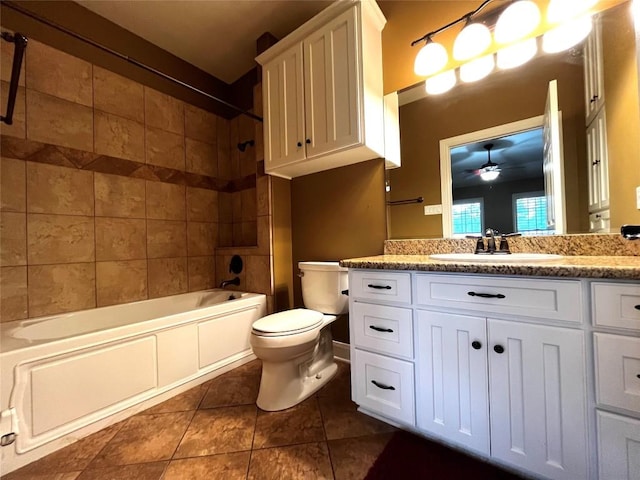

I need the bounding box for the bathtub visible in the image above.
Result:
[0,289,266,474]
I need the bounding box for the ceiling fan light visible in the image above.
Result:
[542,15,593,53]
[453,23,492,61]
[425,70,457,95]
[460,55,495,83]
[495,1,541,44]
[496,37,537,69]
[546,0,597,23]
[480,169,501,181]
[414,40,448,76]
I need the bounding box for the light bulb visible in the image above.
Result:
[497,37,538,69]
[546,0,598,23]
[425,70,457,95]
[414,41,448,76]
[543,15,593,53]
[460,55,495,83]
[453,23,492,61]
[480,170,500,181]
[495,1,542,44]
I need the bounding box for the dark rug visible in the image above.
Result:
[365,431,524,479]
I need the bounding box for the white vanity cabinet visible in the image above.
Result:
[591,282,640,480]
[584,15,605,123]
[349,269,591,480]
[349,271,415,425]
[256,1,388,179]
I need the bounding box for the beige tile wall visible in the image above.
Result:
[0,37,278,321]
[0,39,225,322]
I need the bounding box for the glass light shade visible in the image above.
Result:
[460,55,495,82]
[542,15,593,53]
[414,41,448,76]
[453,23,492,60]
[495,1,542,44]
[546,0,597,23]
[496,37,538,69]
[425,70,457,95]
[480,170,500,181]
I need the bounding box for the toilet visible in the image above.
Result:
[250,261,348,411]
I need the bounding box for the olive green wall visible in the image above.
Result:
[602,3,640,227]
[290,159,387,343]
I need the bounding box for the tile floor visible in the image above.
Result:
[2,360,396,480]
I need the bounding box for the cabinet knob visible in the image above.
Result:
[634,305,640,310]
[637,374,640,379]
[493,345,505,354]
[305,138,311,144]
[297,141,302,147]
[471,341,482,350]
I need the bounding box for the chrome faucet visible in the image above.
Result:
[219,277,240,289]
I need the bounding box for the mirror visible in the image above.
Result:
[387,1,640,239]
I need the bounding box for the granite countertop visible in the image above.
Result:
[340,255,640,280]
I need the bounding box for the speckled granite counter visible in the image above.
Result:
[339,254,640,279]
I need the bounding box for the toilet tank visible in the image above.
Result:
[299,261,348,315]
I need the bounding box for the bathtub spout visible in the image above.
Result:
[220,277,240,289]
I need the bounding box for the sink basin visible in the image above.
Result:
[429,253,563,263]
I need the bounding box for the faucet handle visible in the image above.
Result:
[498,232,522,253]
[466,235,485,253]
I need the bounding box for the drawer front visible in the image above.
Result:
[597,411,640,480]
[352,303,413,359]
[594,333,640,413]
[349,271,411,304]
[415,274,582,323]
[589,210,610,233]
[592,283,640,331]
[352,349,415,425]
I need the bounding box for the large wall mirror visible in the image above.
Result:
[386,1,640,239]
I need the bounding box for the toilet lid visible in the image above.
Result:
[252,309,323,334]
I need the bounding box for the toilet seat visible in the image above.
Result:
[252,309,324,337]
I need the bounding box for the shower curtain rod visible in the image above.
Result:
[3,1,263,122]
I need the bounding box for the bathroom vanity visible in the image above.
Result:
[343,252,640,480]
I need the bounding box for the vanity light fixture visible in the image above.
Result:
[412,0,601,95]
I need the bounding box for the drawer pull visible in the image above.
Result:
[635,305,640,310]
[371,380,396,391]
[493,345,505,354]
[471,341,482,350]
[468,291,506,299]
[368,284,392,290]
[369,325,394,333]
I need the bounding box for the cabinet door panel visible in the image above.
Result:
[304,7,359,159]
[416,310,489,455]
[263,44,305,169]
[597,411,640,480]
[488,320,587,480]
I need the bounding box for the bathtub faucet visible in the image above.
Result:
[220,277,240,289]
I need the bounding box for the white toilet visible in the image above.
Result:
[250,261,348,411]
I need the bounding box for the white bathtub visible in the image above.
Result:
[0,289,266,474]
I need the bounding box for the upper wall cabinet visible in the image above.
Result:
[256,1,398,179]
[583,16,605,124]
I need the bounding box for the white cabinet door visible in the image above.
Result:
[416,310,489,455]
[262,43,305,169]
[584,15,605,122]
[543,79,566,234]
[587,108,609,214]
[488,319,587,480]
[303,7,359,159]
[597,411,640,480]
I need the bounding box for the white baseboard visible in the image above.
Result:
[332,340,350,362]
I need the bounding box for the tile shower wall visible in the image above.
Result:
[0,38,225,322]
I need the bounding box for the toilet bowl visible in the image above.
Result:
[250,261,348,411]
